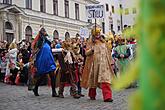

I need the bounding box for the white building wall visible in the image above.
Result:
[46,0,53,14]
[32,0,40,11]
[112,1,121,33]
[97,0,138,35]
[0,12,4,41]
[12,0,25,7]
[119,0,139,27]
[58,0,65,17]
[97,0,117,34]
[69,0,75,19]
[79,3,86,22]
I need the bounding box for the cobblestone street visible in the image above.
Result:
[0,83,136,110]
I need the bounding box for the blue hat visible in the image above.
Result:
[55,43,61,49]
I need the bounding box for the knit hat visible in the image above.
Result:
[55,43,61,49]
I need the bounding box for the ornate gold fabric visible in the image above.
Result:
[81,41,114,89]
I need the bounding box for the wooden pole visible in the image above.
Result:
[95,18,97,34]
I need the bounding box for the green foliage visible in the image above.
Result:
[114,0,165,110]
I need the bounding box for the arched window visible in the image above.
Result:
[76,33,80,38]
[5,22,13,30]
[5,21,14,43]
[25,26,32,42]
[53,30,59,39]
[65,32,70,40]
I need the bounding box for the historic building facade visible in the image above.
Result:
[97,0,138,35]
[0,0,98,43]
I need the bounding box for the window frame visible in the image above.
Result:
[26,0,32,9]
[64,0,69,18]
[88,19,92,23]
[5,22,13,30]
[40,0,46,13]
[75,3,79,20]
[106,4,109,12]
[112,5,115,13]
[25,26,33,42]
[53,0,58,15]
[125,8,129,15]
[65,32,70,40]
[3,0,12,5]
[132,8,137,14]
[53,30,59,39]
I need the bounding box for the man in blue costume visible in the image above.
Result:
[31,28,57,97]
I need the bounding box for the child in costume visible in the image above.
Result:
[71,43,84,97]
[55,41,80,99]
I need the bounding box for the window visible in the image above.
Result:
[133,8,137,14]
[26,0,32,9]
[75,3,79,20]
[5,22,14,44]
[111,24,113,30]
[112,5,115,13]
[65,32,70,40]
[40,0,46,12]
[102,22,105,34]
[125,8,129,15]
[76,33,79,38]
[88,19,92,23]
[53,0,58,15]
[5,22,13,30]
[3,0,12,4]
[120,4,122,8]
[118,26,120,31]
[25,26,32,42]
[53,30,59,39]
[106,4,109,12]
[64,0,69,18]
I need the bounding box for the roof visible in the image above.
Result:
[0,4,25,14]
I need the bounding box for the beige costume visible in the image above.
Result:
[81,41,114,88]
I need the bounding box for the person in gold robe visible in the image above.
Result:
[81,27,114,102]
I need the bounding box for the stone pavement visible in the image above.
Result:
[0,83,136,110]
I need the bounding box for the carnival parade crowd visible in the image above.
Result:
[0,26,137,102]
